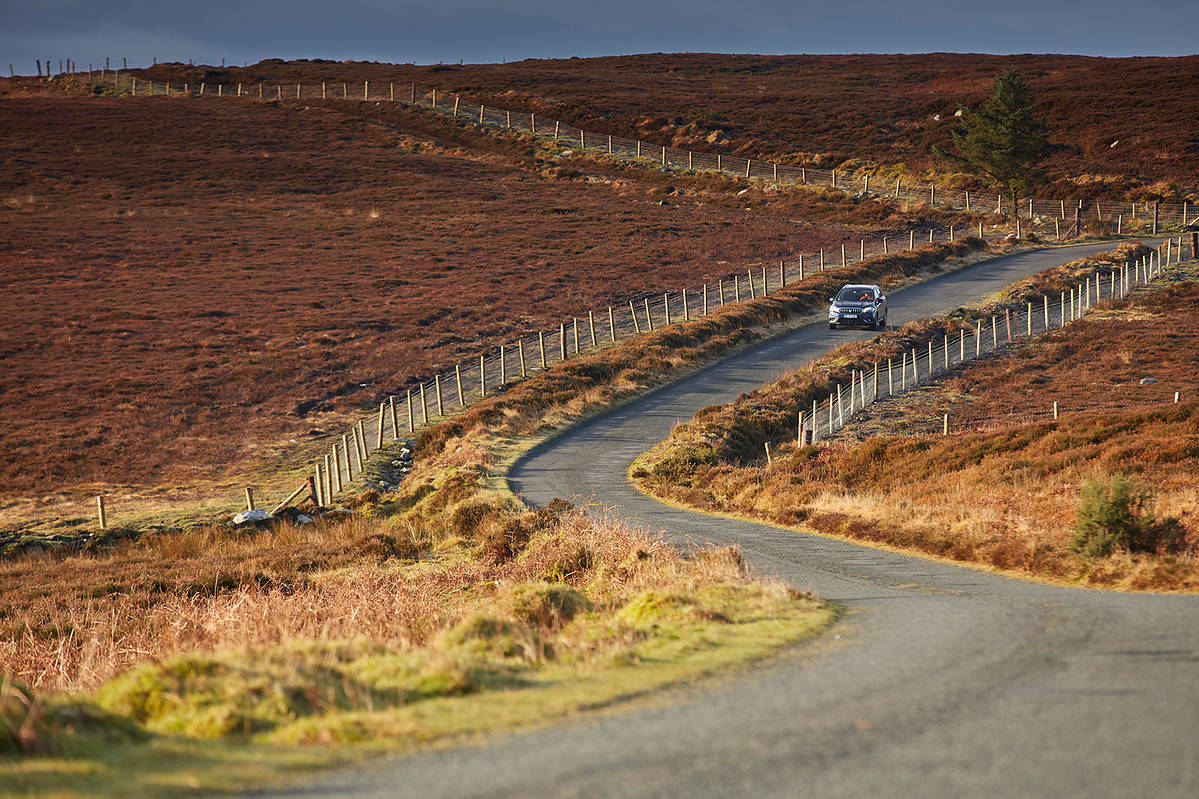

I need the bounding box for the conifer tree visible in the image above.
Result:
[938,70,1051,213]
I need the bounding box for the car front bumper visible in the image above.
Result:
[830,311,875,325]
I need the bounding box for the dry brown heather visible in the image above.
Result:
[133,54,1199,197]
[636,250,1199,591]
[0,83,933,526]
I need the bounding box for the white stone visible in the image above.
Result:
[233,509,272,525]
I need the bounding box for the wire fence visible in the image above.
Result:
[791,244,1189,448]
[898,395,1190,437]
[67,69,1199,518]
[99,70,1199,235]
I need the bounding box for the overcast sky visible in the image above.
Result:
[2,0,1195,74]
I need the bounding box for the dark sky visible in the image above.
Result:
[2,0,1195,74]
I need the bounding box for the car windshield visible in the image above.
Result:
[836,287,875,302]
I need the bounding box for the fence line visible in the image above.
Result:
[95,70,1199,234]
[902,394,1189,437]
[69,70,1197,518]
[793,242,1188,449]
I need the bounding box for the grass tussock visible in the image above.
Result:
[635,245,1199,591]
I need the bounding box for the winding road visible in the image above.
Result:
[295,242,1198,797]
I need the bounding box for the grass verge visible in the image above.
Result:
[3,507,831,797]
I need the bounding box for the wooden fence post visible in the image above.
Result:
[1053,401,1059,420]
[644,298,654,331]
[389,396,398,440]
[97,495,108,529]
[519,340,528,377]
[435,374,444,415]
[559,323,567,361]
[331,445,341,492]
[608,307,616,342]
[343,433,355,476]
[539,331,547,368]
[480,354,486,397]
[629,301,641,334]
[943,414,949,435]
[407,390,415,432]
[454,365,464,405]
[356,421,368,462]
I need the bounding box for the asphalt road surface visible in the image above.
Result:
[287,242,1198,798]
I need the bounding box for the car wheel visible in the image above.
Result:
[829,323,837,330]
[877,315,887,330]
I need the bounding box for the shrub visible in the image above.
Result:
[649,445,720,483]
[1072,475,1187,557]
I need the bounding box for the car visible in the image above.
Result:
[828,284,887,330]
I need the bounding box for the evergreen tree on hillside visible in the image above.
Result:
[937,70,1051,214]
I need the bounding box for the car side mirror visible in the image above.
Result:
[828,297,834,303]
[878,295,886,302]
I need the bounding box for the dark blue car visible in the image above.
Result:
[828,284,887,330]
